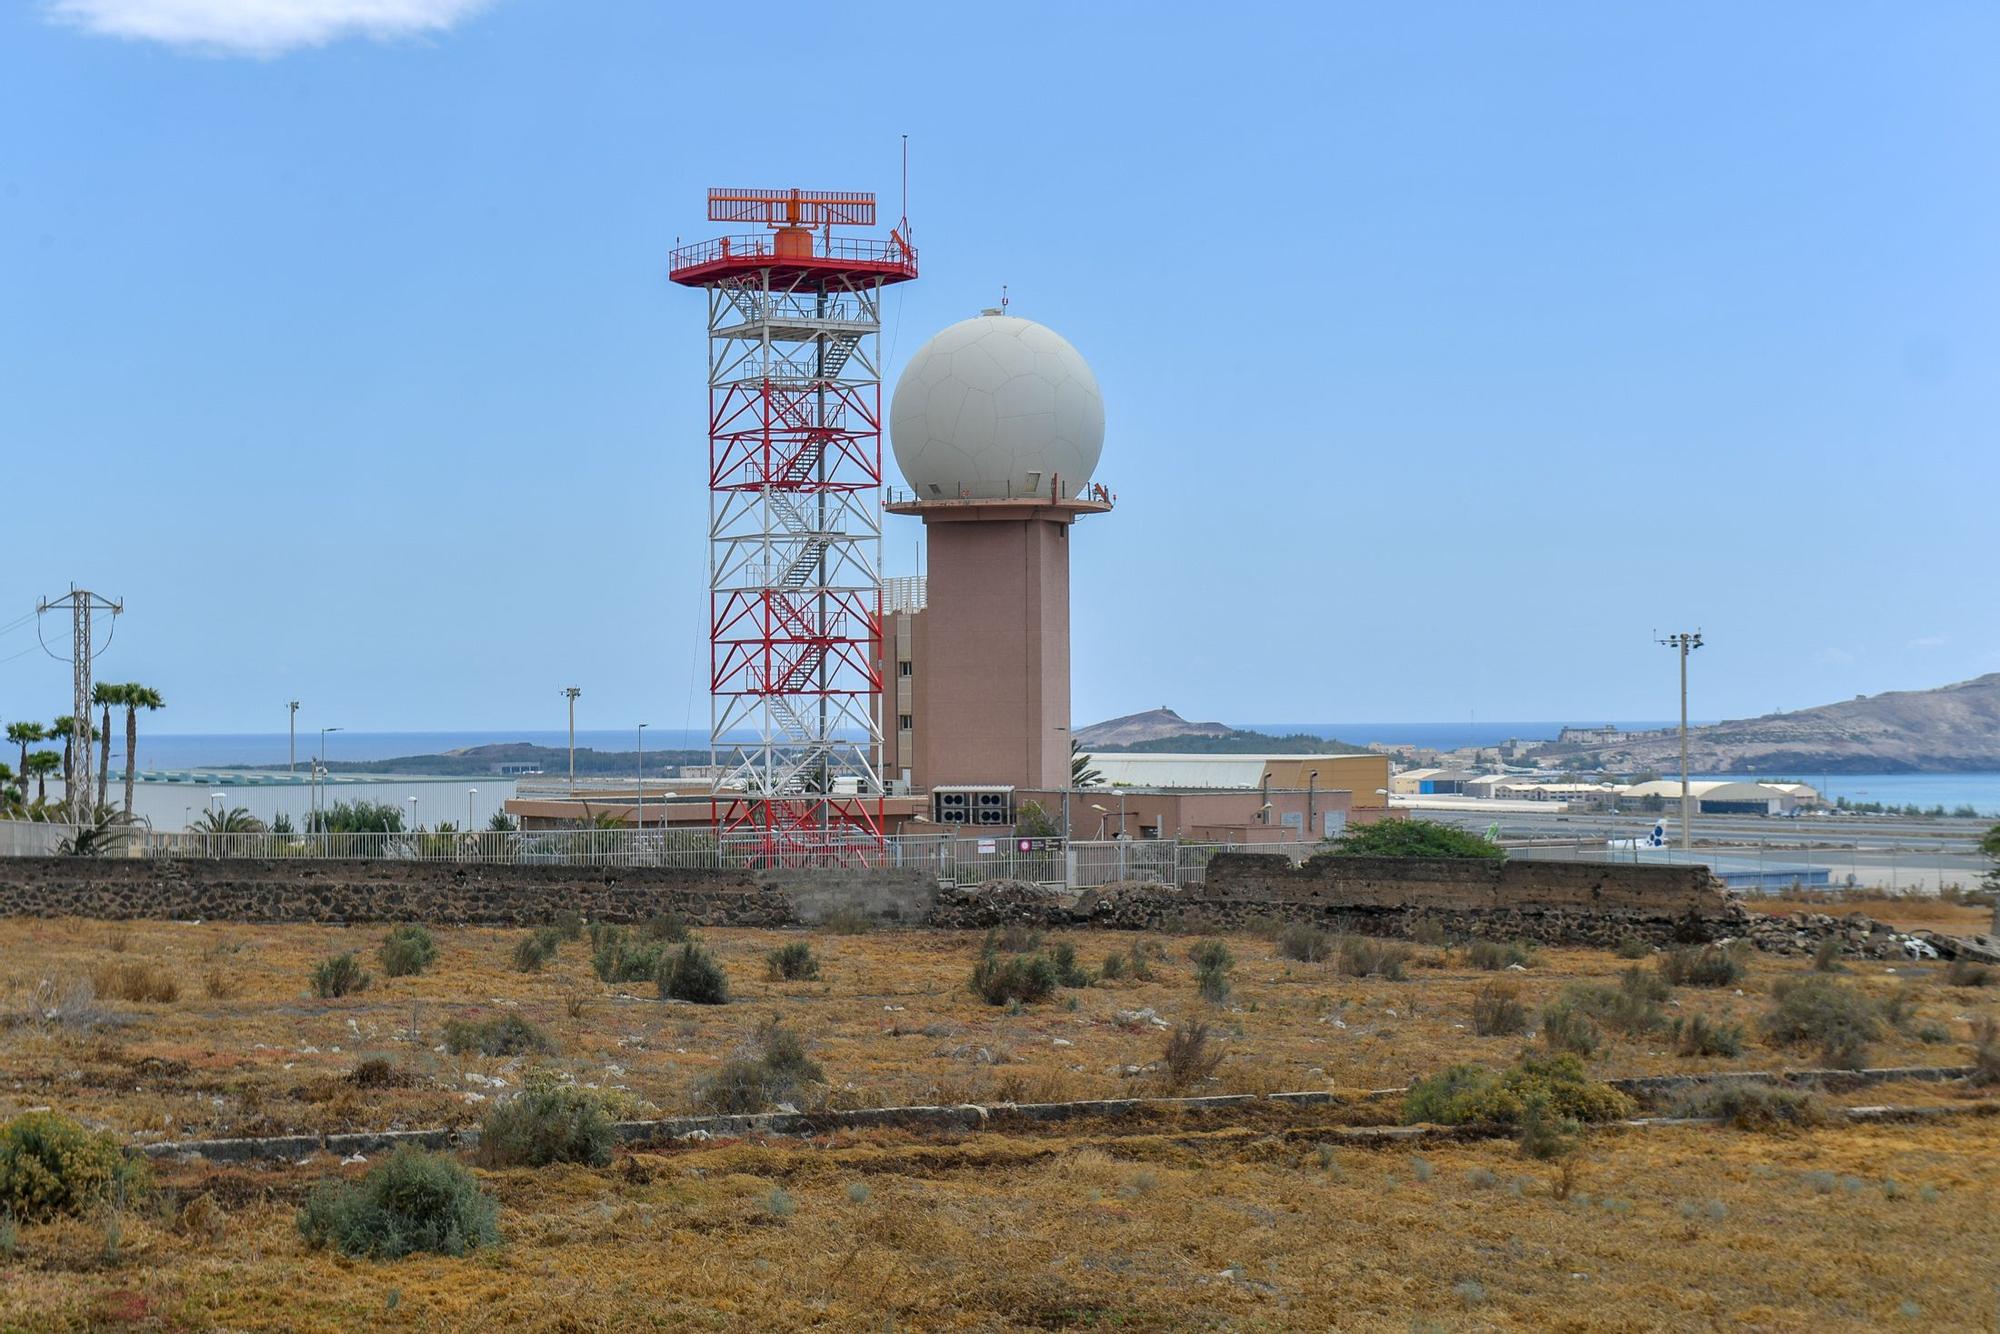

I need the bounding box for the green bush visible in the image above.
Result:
[640,912,690,943]
[1099,951,1127,981]
[477,1075,614,1168]
[1276,923,1332,962]
[551,909,585,942]
[1191,939,1233,1003]
[1317,818,1503,860]
[1466,940,1537,970]
[1811,936,1846,973]
[1402,1053,1634,1128]
[310,952,372,999]
[1557,968,1668,1037]
[1614,937,1650,960]
[1160,1020,1225,1090]
[1658,944,1746,988]
[1538,997,1602,1056]
[1471,981,1530,1036]
[297,1147,500,1259]
[443,1013,553,1058]
[970,950,1059,1006]
[1049,941,1093,988]
[379,925,438,978]
[1761,976,1881,1069]
[1671,1012,1745,1058]
[1664,1082,1837,1130]
[589,924,664,984]
[694,1020,824,1113]
[0,1112,147,1221]
[656,941,730,1005]
[511,928,563,974]
[765,941,821,982]
[1336,936,1410,981]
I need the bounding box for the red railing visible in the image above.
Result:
[669,233,918,279]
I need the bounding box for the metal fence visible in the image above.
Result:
[0,820,1319,888]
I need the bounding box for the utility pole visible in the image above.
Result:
[288,701,300,774]
[637,722,649,838]
[1657,631,1704,852]
[562,687,581,795]
[36,587,122,826]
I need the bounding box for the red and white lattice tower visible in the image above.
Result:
[668,188,917,863]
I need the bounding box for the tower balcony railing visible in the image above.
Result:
[670,233,918,279]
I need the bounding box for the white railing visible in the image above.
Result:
[0,819,1326,887]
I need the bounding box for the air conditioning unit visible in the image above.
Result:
[933,785,1014,826]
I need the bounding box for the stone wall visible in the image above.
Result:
[930,853,1739,947]
[0,858,938,928]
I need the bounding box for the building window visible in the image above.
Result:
[898,714,913,731]
[898,661,913,677]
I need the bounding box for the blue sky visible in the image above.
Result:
[2,1,1995,736]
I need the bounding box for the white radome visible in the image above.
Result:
[890,313,1104,501]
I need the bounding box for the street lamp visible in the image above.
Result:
[1090,802,1109,840]
[316,726,342,824]
[287,701,300,775]
[636,723,649,837]
[1307,769,1319,839]
[468,787,477,832]
[562,687,582,795]
[1656,631,1704,852]
[407,795,419,832]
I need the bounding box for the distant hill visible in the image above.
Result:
[1075,709,1371,755]
[252,742,708,777]
[1538,673,2000,774]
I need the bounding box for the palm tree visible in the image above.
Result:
[50,715,75,796]
[1071,739,1103,789]
[188,806,265,834]
[7,721,45,786]
[91,682,122,809]
[118,684,164,817]
[0,761,20,814]
[24,750,61,804]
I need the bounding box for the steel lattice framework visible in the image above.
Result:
[669,190,917,864]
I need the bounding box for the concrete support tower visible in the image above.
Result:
[669,189,917,862]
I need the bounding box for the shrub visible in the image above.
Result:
[1099,951,1126,981]
[443,1014,553,1057]
[1614,937,1650,960]
[1517,1093,1575,1161]
[1277,923,1332,963]
[202,967,239,1000]
[1664,1082,1838,1130]
[639,912,690,943]
[1944,960,1993,988]
[478,1075,615,1168]
[1402,1053,1634,1128]
[1336,936,1411,981]
[1409,915,1450,947]
[1671,1013,1745,1058]
[994,924,1045,953]
[310,952,371,999]
[551,909,584,942]
[1471,982,1530,1036]
[1318,818,1503,860]
[765,941,821,982]
[1557,969,1667,1037]
[694,1020,824,1113]
[511,927,563,973]
[589,924,663,984]
[1658,944,1746,988]
[1972,1015,1999,1088]
[92,960,179,1004]
[1049,940,1093,988]
[1538,998,1602,1056]
[1467,940,1536,971]
[820,905,875,935]
[656,942,730,1005]
[1762,976,1881,1069]
[297,1147,500,1259]
[379,925,438,978]
[1811,936,1846,973]
[1877,983,1921,1033]
[0,1112,147,1221]
[1160,1020,1225,1090]
[1191,939,1233,1003]
[970,950,1059,1006]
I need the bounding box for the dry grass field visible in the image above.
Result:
[1,915,1995,1330]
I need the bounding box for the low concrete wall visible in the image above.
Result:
[0,858,937,928]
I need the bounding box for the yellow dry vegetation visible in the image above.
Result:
[0,916,1994,1328]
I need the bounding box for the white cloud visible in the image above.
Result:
[1907,634,1950,650]
[46,0,498,57]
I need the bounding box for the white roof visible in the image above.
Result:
[1618,780,1784,800]
[1087,753,1369,790]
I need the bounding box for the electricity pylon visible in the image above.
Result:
[37,587,123,826]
